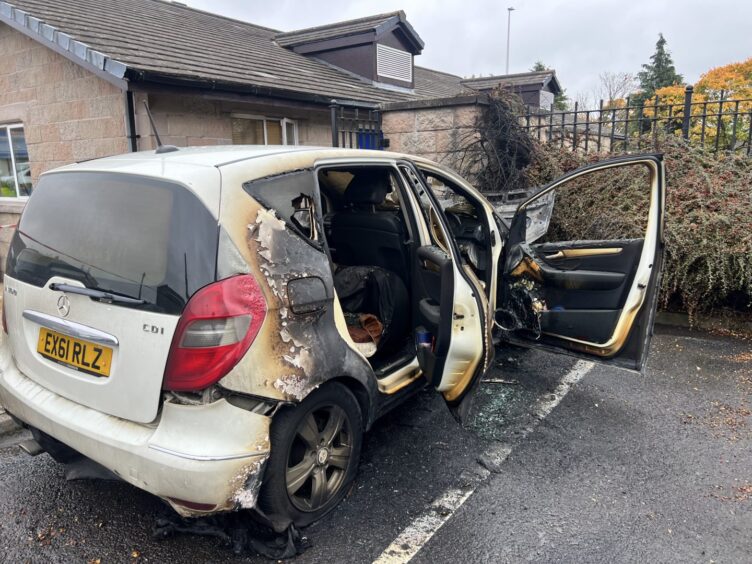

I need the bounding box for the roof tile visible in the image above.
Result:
[1,0,470,104]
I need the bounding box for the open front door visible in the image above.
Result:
[497,155,665,372]
[399,164,491,421]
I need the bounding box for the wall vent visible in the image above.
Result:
[376,44,412,83]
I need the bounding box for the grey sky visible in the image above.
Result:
[184,0,751,105]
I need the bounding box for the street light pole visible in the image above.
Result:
[505,6,515,75]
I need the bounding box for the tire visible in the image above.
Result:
[259,382,363,528]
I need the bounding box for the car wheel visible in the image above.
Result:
[259,382,363,528]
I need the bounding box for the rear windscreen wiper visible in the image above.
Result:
[48,282,146,305]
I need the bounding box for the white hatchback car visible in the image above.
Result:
[0,146,665,529]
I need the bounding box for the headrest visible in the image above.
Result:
[344,172,390,204]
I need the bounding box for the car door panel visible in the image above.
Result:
[413,245,455,387]
[532,239,644,309]
[497,155,665,372]
[398,163,490,421]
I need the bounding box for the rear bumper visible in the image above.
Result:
[0,341,271,517]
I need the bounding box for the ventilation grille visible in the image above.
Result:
[376,44,412,83]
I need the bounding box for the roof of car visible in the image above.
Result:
[49,145,409,173]
[41,145,486,219]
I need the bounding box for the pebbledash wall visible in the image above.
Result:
[381,96,487,171]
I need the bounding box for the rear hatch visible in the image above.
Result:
[3,171,218,423]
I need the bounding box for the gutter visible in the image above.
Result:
[0,1,127,90]
[127,69,381,110]
[0,1,382,111]
[381,94,490,112]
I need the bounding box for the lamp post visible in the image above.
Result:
[506,6,515,75]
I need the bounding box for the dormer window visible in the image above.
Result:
[276,11,424,90]
[376,44,413,83]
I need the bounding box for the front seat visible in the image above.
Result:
[330,172,409,282]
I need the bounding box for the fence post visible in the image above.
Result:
[596,99,604,153]
[330,100,339,147]
[714,90,725,153]
[572,101,579,149]
[624,95,630,151]
[652,95,660,149]
[548,103,554,143]
[373,109,381,150]
[730,101,740,151]
[681,86,693,140]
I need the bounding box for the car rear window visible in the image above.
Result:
[6,171,218,314]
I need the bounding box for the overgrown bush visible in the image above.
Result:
[522,136,752,318]
[448,90,535,195]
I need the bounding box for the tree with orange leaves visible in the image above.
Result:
[641,58,751,150]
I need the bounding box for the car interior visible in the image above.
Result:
[316,165,487,386]
[499,161,655,358]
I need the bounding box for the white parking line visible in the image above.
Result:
[373,360,594,564]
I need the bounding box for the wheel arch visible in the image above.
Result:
[329,375,377,431]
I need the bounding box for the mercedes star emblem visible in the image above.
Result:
[57,294,70,318]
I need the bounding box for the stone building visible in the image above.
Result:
[0,0,563,264]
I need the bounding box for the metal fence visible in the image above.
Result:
[330,104,384,150]
[520,86,752,156]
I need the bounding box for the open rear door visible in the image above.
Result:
[399,164,491,421]
[496,155,665,372]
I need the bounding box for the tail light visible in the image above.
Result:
[163,275,267,391]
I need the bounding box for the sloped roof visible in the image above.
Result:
[0,0,442,105]
[275,10,424,53]
[461,70,562,94]
[414,66,470,98]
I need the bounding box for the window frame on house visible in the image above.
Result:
[231,114,299,146]
[0,123,32,200]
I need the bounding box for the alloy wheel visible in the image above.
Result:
[285,404,353,512]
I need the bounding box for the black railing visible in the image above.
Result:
[330,103,383,149]
[520,86,752,156]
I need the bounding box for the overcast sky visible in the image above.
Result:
[184,0,751,104]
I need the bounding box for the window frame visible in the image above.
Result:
[0,123,30,201]
[231,114,299,146]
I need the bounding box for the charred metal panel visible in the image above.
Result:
[217,157,376,407]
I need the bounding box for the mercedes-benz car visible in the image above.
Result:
[0,146,665,529]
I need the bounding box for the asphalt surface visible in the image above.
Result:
[0,326,750,563]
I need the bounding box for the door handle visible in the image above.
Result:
[544,248,623,260]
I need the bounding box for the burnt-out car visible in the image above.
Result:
[0,146,665,528]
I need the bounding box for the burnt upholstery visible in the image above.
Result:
[330,172,408,280]
[334,265,409,356]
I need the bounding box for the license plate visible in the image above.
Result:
[37,328,113,377]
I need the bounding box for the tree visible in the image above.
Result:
[597,71,637,103]
[529,61,568,110]
[696,57,752,101]
[637,33,683,99]
[643,58,751,149]
[530,61,547,72]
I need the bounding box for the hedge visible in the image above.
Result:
[521,136,752,319]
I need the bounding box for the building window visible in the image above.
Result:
[376,44,413,83]
[231,116,298,146]
[0,124,32,198]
